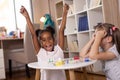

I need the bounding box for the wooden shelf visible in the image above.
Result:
[55,0,120,75]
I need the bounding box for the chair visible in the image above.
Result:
[8,24,40,78]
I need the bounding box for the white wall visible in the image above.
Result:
[32,0,49,29]
[118,0,120,14]
[118,0,120,27]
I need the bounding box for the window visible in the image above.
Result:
[0,0,33,34]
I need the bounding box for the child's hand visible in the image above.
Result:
[20,6,29,18]
[91,33,96,40]
[95,30,106,39]
[64,4,69,11]
[63,4,69,14]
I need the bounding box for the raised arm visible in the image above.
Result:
[20,6,40,54]
[59,4,69,50]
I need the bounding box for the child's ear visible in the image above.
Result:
[107,36,112,42]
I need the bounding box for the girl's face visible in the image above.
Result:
[100,37,107,49]
[40,32,54,51]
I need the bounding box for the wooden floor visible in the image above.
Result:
[5,69,106,80]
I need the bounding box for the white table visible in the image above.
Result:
[28,60,97,80]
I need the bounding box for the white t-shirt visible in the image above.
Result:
[37,44,66,80]
[102,44,120,80]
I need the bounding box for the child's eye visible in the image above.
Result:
[49,37,52,39]
[49,37,53,40]
[42,39,46,42]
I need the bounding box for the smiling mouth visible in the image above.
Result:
[45,45,53,51]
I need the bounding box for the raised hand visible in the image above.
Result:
[20,6,29,18]
[63,4,69,13]
[58,4,69,50]
[91,33,96,40]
